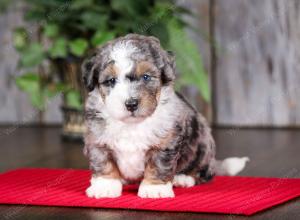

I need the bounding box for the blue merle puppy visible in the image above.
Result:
[82,34,249,198]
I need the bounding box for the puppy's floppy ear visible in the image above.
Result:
[82,53,98,92]
[164,50,176,83]
[147,36,176,85]
[166,51,175,68]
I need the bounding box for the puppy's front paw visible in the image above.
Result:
[86,176,122,198]
[138,181,174,198]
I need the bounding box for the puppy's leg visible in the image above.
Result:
[85,146,122,198]
[175,136,216,186]
[138,148,178,198]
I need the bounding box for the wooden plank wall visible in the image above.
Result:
[180,0,212,121]
[0,3,62,125]
[211,0,300,127]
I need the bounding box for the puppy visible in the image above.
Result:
[82,34,249,198]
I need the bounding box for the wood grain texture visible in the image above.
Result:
[0,4,62,124]
[212,0,300,127]
[0,4,36,124]
[178,0,213,121]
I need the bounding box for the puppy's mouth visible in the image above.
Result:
[122,116,145,123]
[121,112,146,123]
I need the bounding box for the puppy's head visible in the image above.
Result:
[82,34,176,123]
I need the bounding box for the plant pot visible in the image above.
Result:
[52,57,87,142]
[61,106,86,142]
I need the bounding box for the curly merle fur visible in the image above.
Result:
[81,34,247,198]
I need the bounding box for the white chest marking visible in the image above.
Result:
[102,121,158,180]
[114,143,146,180]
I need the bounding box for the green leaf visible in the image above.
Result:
[111,0,148,17]
[148,22,169,47]
[43,23,59,38]
[15,73,44,110]
[167,20,210,102]
[65,90,82,110]
[15,74,66,110]
[30,92,44,110]
[80,12,108,30]
[20,43,45,67]
[91,31,115,47]
[15,73,39,93]
[49,38,67,58]
[69,38,88,57]
[13,27,28,51]
[44,83,66,98]
[24,9,45,22]
[0,0,11,12]
[70,0,94,9]
[151,2,175,20]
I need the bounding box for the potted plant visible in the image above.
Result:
[9,0,210,140]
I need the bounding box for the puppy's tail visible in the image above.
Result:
[211,157,250,176]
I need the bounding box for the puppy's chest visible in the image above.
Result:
[101,123,157,180]
[113,144,146,180]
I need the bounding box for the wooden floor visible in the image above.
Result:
[0,127,299,220]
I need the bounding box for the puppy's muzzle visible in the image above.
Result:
[125,98,139,112]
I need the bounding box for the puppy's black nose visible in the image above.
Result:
[125,98,139,112]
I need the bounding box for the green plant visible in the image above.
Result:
[10,0,210,111]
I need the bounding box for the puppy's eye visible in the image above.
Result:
[142,74,151,82]
[103,78,116,87]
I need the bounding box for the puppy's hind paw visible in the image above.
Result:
[173,174,195,187]
[86,176,122,198]
[138,181,174,198]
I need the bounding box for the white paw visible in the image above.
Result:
[138,181,174,198]
[86,176,122,198]
[173,174,195,187]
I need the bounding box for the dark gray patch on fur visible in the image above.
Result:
[84,109,103,121]
[126,73,139,82]
[147,148,179,182]
[179,143,206,174]
[160,69,172,85]
[197,164,215,183]
[82,57,98,91]
[85,146,111,174]
[190,116,199,143]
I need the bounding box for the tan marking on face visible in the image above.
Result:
[104,63,120,77]
[138,89,158,117]
[134,61,162,118]
[135,61,156,77]
[155,89,161,104]
[99,87,106,100]
[99,63,120,100]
